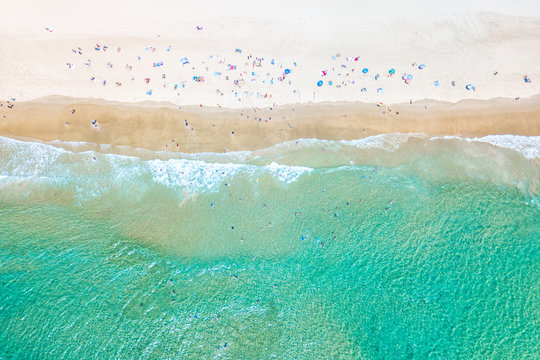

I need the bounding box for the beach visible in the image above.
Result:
[2,0,540,145]
[1,6,540,151]
[1,96,540,153]
[1,1,539,359]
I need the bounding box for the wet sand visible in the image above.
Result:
[1,96,539,153]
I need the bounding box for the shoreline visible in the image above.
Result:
[1,95,539,153]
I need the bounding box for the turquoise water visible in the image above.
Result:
[0,134,539,359]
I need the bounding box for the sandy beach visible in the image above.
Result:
[1,1,540,152]
[1,95,540,153]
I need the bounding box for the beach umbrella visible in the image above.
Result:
[418,64,426,69]
[389,68,395,75]
[362,68,369,74]
[284,69,291,75]
[465,84,475,90]
[317,80,323,87]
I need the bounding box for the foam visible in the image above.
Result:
[253,133,424,156]
[343,133,426,150]
[0,136,64,176]
[432,135,540,159]
[28,133,540,165]
[0,137,313,200]
[264,162,313,183]
[0,134,536,203]
[467,135,540,160]
[147,159,244,194]
[147,159,312,195]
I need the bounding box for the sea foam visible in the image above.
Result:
[0,137,313,201]
[0,133,537,203]
[466,135,540,160]
[431,135,540,159]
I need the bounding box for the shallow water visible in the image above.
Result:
[0,134,539,359]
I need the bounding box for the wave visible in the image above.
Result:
[465,135,540,160]
[38,133,540,161]
[0,136,313,202]
[0,133,538,203]
[430,135,540,160]
[148,159,311,194]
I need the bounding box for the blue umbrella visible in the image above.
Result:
[362,68,369,74]
[418,64,426,70]
[317,80,323,87]
[465,84,475,90]
[284,69,291,74]
[389,68,395,75]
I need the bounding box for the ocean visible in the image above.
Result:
[0,134,538,359]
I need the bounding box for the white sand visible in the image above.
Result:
[1,0,540,109]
